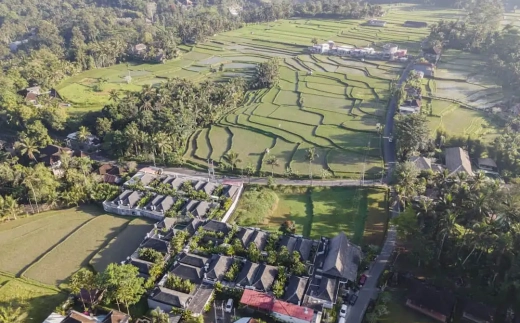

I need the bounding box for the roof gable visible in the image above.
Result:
[322,232,362,281]
[150,287,191,308]
[236,261,259,286]
[206,255,234,281]
[170,263,204,283]
[283,276,309,305]
[251,264,278,291]
[445,147,474,176]
[178,253,209,268]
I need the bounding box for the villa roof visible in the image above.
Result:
[251,264,278,291]
[149,287,191,308]
[141,238,169,254]
[237,227,254,247]
[186,218,203,235]
[249,230,269,251]
[206,255,234,281]
[170,263,204,284]
[478,158,497,168]
[193,201,210,218]
[178,253,209,268]
[445,147,474,176]
[236,261,260,287]
[203,220,231,235]
[315,277,337,302]
[322,232,362,281]
[100,310,130,323]
[409,156,432,171]
[283,276,309,305]
[280,236,313,261]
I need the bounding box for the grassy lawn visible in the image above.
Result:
[0,206,104,275]
[232,186,388,246]
[90,218,155,273]
[0,273,67,323]
[24,214,130,285]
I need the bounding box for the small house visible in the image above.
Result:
[283,276,309,305]
[336,45,353,56]
[404,21,428,28]
[477,158,498,173]
[405,282,455,322]
[134,43,147,55]
[399,99,422,114]
[409,156,443,173]
[383,43,398,55]
[461,300,494,323]
[66,131,100,150]
[367,20,386,27]
[148,287,192,312]
[445,147,474,176]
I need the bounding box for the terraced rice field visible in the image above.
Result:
[56,4,504,175]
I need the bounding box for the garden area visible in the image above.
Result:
[231,186,388,246]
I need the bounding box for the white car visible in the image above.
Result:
[225,298,234,313]
[339,304,348,318]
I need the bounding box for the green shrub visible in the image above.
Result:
[232,188,279,226]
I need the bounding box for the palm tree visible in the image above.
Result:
[77,157,93,185]
[108,89,120,102]
[223,151,242,171]
[153,132,173,163]
[15,136,40,162]
[438,210,459,261]
[22,168,40,213]
[245,162,256,183]
[0,304,22,323]
[306,147,318,186]
[150,307,169,323]
[2,195,22,221]
[265,155,279,176]
[77,126,91,143]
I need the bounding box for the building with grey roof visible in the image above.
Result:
[321,232,362,282]
[170,263,204,284]
[283,276,309,305]
[250,264,278,292]
[203,220,231,235]
[148,287,192,312]
[185,218,203,236]
[445,147,474,176]
[192,201,211,218]
[141,237,170,254]
[237,227,254,247]
[280,236,313,262]
[178,253,210,268]
[236,261,260,287]
[249,230,269,251]
[205,255,234,282]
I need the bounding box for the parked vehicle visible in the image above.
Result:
[338,317,346,323]
[225,298,234,313]
[359,274,367,286]
[339,304,348,318]
[349,294,358,305]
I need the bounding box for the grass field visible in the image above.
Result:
[233,186,388,246]
[0,272,67,323]
[90,218,155,273]
[0,206,147,286]
[381,289,439,323]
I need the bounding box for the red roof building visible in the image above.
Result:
[240,289,273,312]
[240,289,316,323]
[272,299,315,322]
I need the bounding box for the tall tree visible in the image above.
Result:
[394,113,429,161]
[15,136,40,162]
[265,155,279,176]
[101,263,145,315]
[306,147,318,185]
[223,150,242,171]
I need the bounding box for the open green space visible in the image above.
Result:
[381,289,439,323]
[0,206,144,286]
[0,273,67,323]
[90,218,155,273]
[231,186,388,246]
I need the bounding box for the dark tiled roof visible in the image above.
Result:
[203,182,218,195]
[280,236,313,261]
[236,261,260,287]
[170,263,204,284]
[158,218,177,230]
[251,264,278,292]
[141,238,169,254]
[186,218,203,235]
[206,255,234,281]
[149,287,191,308]
[130,258,153,276]
[193,201,210,218]
[407,281,455,318]
[283,276,309,305]
[315,277,337,302]
[178,253,209,268]
[203,220,231,235]
[463,300,494,322]
[97,164,122,176]
[249,230,268,251]
[237,228,254,247]
[224,185,239,198]
[322,232,362,281]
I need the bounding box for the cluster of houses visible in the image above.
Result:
[19,85,71,108]
[137,216,362,322]
[43,309,130,323]
[409,147,498,178]
[103,167,242,221]
[307,41,409,62]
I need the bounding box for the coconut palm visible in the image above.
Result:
[153,132,173,162]
[15,136,40,162]
[108,89,120,102]
[77,126,91,143]
[265,155,279,176]
[223,151,242,171]
[0,304,22,323]
[2,195,22,221]
[306,147,318,185]
[150,307,169,323]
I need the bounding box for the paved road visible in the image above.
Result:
[346,64,412,323]
[160,167,385,187]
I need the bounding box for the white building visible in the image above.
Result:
[383,43,398,55]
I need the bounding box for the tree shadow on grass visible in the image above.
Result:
[0,292,67,323]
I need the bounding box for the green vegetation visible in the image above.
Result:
[138,248,164,264]
[232,186,388,246]
[0,273,67,323]
[165,275,194,294]
[90,218,155,273]
[232,188,279,227]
